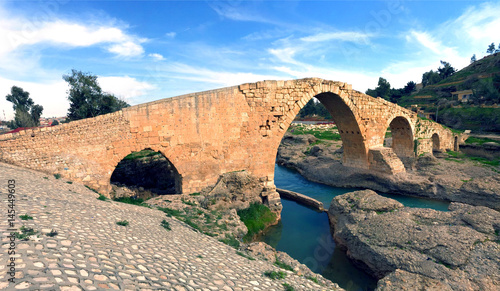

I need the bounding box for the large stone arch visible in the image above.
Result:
[385,116,414,158]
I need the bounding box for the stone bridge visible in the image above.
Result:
[0,78,460,207]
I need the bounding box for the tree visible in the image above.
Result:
[403,81,416,95]
[470,54,476,63]
[63,69,130,121]
[51,119,60,126]
[422,70,441,87]
[487,42,496,54]
[5,86,43,128]
[497,43,500,53]
[437,60,456,79]
[375,77,391,100]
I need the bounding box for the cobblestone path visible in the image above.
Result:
[0,162,339,290]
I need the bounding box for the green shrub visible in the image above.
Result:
[46,229,58,237]
[14,226,37,241]
[158,207,183,217]
[238,203,276,242]
[274,257,294,271]
[161,220,171,230]
[282,283,295,291]
[116,220,129,226]
[113,196,149,207]
[97,194,107,201]
[264,270,286,279]
[218,235,240,249]
[19,214,33,220]
[54,173,61,179]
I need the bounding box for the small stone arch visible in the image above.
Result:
[109,147,183,195]
[432,133,440,152]
[386,116,414,158]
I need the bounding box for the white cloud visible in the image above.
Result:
[148,53,165,61]
[165,32,176,38]
[99,76,155,102]
[0,9,145,59]
[300,31,371,43]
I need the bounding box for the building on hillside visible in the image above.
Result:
[451,90,473,103]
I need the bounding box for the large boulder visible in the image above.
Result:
[328,190,500,290]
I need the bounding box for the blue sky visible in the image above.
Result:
[1,0,499,120]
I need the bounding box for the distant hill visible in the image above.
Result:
[398,53,500,133]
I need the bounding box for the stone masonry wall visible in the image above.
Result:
[0,78,459,198]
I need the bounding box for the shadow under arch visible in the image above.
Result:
[432,133,440,153]
[385,116,414,158]
[110,148,183,195]
[314,92,367,168]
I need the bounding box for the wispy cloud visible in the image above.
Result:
[148,53,165,61]
[99,76,156,103]
[300,31,372,43]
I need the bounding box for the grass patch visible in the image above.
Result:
[306,276,319,284]
[54,173,61,179]
[465,136,500,145]
[85,185,99,194]
[236,251,255,260]
[19,214,33,220]
[122,149,162,160]
[161,219,171,230]
[97,194,107,201]
[66,181,73,184]
[14,226,37,241]
[274,257,294,271]
[116,220,129,226]
[181,198,196,206]
[290,126,341,141]
[184,217,201,231]
[158,207,184,217]
[237,203,277,242]
[189,192,201,196]
[113,196,149,207]
[43,177,48,179]
[282,283,295,291]
[46,229,58,237]
[219,234,240,249]
[264,270,286,280]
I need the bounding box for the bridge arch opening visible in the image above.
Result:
[110,149,182,197]
[275,92,367,171]
[385,116,414,158]
[432,133,440,153]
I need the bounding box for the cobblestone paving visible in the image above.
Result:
[0,162,340,290]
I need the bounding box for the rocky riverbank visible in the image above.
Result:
[327,190,500,290]
[277,126,500,210]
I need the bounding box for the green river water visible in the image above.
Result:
[258,164,450,291]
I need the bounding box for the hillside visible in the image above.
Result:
[398,53,500,133]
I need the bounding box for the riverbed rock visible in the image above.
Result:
[328,190,500,290]
[277,132,500,210]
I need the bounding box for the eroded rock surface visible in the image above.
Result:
[327,190,500,290]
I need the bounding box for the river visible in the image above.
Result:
[257,164,450,291]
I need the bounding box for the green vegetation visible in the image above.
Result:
[4,85,44,129]
[66,181,73,184]
[189,192,201,196]
[46,229,58,237]
[113,196,150,207]
[446,151,500,167]
[158,207,183,217]
[290,125,341,141]
[97,194,107,201]
[116,220,129,226]
[160,219,171,230]
[181,198,196,206]
[219,234,240,249]
[63,69,129,121]
[85,185,100,194]
[282,283,295,291]
[122,149,162,160]
[297,99,332,120]
[274,257,294,271]
[306,276,319,284]
[14,226,37,241]
[236,251,255,260]
[54,173,61,179]
[465,136,500,145]
[264,270,287,280]
[237,203,277,242]
[19,214,33,220]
